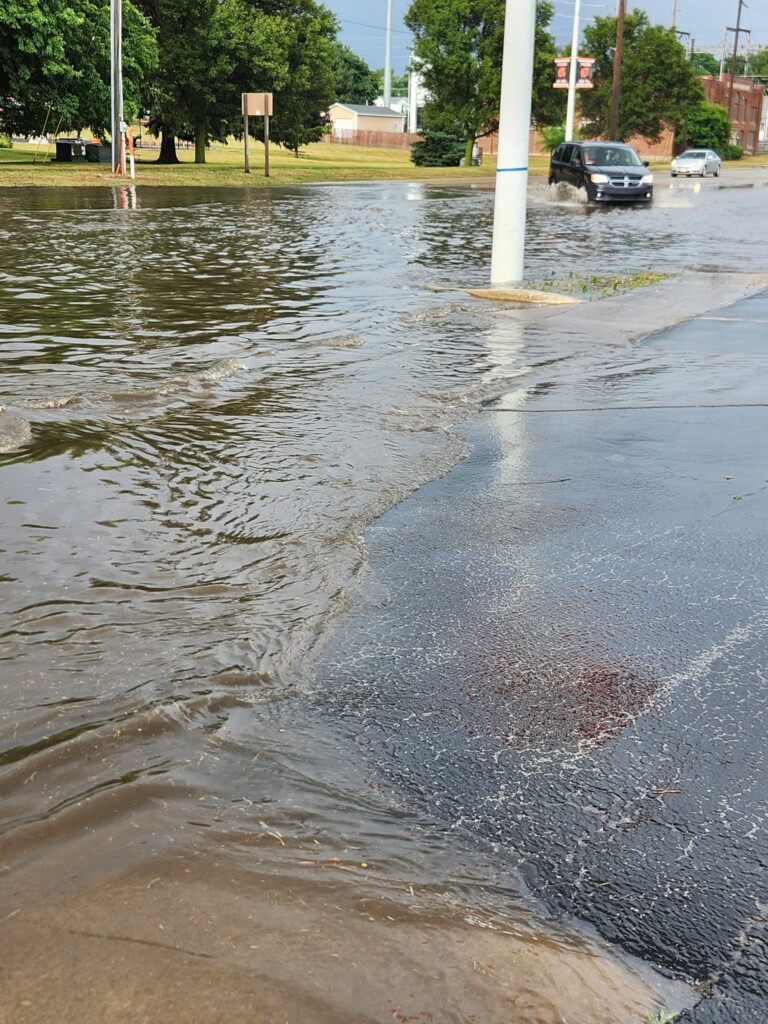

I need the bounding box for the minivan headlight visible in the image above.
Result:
[641,173,654,184]
[590,173,609,183]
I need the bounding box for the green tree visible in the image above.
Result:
[580,11,704,142]
[374,69,409,97]
[747,48,768,78]
[332,44,380,104]
[685,101,731,151]
[405,0,563,166]
[137,0,335,163]
[0,0,156,138]
[692,52,720,77]
[263,1,337,152]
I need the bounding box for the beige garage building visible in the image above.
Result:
[328,103,406,138]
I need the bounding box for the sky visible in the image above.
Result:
[328,1,768,75]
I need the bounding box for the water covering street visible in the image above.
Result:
[1,175,767,1022]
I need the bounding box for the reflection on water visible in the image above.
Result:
[2,180,761,1020]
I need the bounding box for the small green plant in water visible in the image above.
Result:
[645,1011,676,1023]
[532,270,671,299]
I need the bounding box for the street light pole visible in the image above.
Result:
[110,0,125,174]
[565,0,582,141]
[608,0,626,139]
[384,0,393,108]
[490,0,536,285]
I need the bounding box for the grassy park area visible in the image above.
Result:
[2,139,765,188]
[0,139,508,187]
[0,139,559,187]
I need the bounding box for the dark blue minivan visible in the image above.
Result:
[549,140,653,203]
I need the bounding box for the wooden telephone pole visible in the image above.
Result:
[726,0,748,120]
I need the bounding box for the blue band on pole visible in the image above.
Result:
[497,166,528,172]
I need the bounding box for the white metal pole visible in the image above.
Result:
[565,0,582,141]
[384,0,393,108]
[110,0,124,173]
[490,0,537,286]
[408,67,419,133]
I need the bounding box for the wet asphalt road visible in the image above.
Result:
[316,287,768,1022]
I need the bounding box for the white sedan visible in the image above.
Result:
[670,149,722,177]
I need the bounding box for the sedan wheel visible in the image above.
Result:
[715,167,720,177]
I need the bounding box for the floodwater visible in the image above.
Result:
[1,178,765,1023]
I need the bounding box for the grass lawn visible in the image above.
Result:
[0,139,507,187]
[1,140,765,188]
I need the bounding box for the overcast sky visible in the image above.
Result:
[328,1,768,74]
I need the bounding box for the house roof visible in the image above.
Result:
[331,104,404,118]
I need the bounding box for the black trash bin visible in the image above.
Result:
[55,140,73,162]
[85,143,100,163]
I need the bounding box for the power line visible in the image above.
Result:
[340,19,410,35]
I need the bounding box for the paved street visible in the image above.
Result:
[316,279,768,1022]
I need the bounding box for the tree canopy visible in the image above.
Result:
[747,48,768,78]
[0,0,344,162]
[685,101,731,152]
[0,0,156,137]
[580,11,704,142]
[135,0,337,162]
[333,44,381,106]
[405,0,564,164]
[692,52,720,77]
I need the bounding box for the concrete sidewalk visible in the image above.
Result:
[316,281,768,1022]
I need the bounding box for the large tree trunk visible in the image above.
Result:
[464,137,474,168]
[156,130,180,164]
[194,122,206,164]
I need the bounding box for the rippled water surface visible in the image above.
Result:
[2,179,765,1022]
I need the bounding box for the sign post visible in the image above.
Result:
[264,112,270,178]
[244,109,250,174]
[242,93,274,178]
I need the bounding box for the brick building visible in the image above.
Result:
[700,75,765,155]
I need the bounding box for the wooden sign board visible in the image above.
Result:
[242,93,273,117]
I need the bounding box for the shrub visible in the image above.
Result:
[0,133,13,149]
[723,143,744,160]
[411,131,466,167]
[541,125,566,152]
[684,101,730,152]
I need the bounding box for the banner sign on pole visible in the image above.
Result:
[553,57,570,88]
[553,57,594,88]
[576,57,595,88]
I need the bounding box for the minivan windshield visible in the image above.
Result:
[583,145,643,167]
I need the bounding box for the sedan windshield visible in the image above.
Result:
[679,151,706,160]
[583,145,643,167]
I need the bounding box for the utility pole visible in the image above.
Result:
[384,0,392,109]
[490,0,536,285]
[110,0,125,174]
[727,0,748,120]
[564,0,582,141]
[672,0,677,29]
[720,26,728,76]
[407,64,419,134]
[609,0,626,139]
